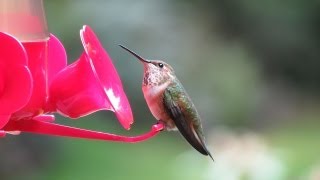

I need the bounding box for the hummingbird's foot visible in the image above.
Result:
[157,120,166,131]
[158,119,178,131]
[152,122,164,132]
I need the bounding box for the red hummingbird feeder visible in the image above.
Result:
[0,0,163,141]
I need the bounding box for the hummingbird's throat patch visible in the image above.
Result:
[143,69,166,86]
[144,73,161,86]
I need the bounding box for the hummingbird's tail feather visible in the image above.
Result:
[175,118,209,156]
[191,126,214,162]
[174,116,214,162]
[208,151,214,162]
[194,131,214,161]
[205,147,214,162]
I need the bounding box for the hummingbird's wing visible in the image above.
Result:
[163,88,212,158]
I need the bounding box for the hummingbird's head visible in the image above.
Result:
[119,45,175,87]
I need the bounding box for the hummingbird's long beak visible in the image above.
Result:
[119,45,151,63]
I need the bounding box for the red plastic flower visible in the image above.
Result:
[48,26,133,129]
[0,32,32,131]
[0,26,164,142]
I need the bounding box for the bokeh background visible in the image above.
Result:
[1,0,320,179]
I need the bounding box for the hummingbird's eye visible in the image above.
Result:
[158,63,164,68]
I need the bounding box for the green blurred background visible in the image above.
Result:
[2,0,320,179]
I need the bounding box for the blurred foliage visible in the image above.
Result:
[185,0,320,92]
[1,0,320,180]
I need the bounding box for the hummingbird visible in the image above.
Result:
[119,45,213,161]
